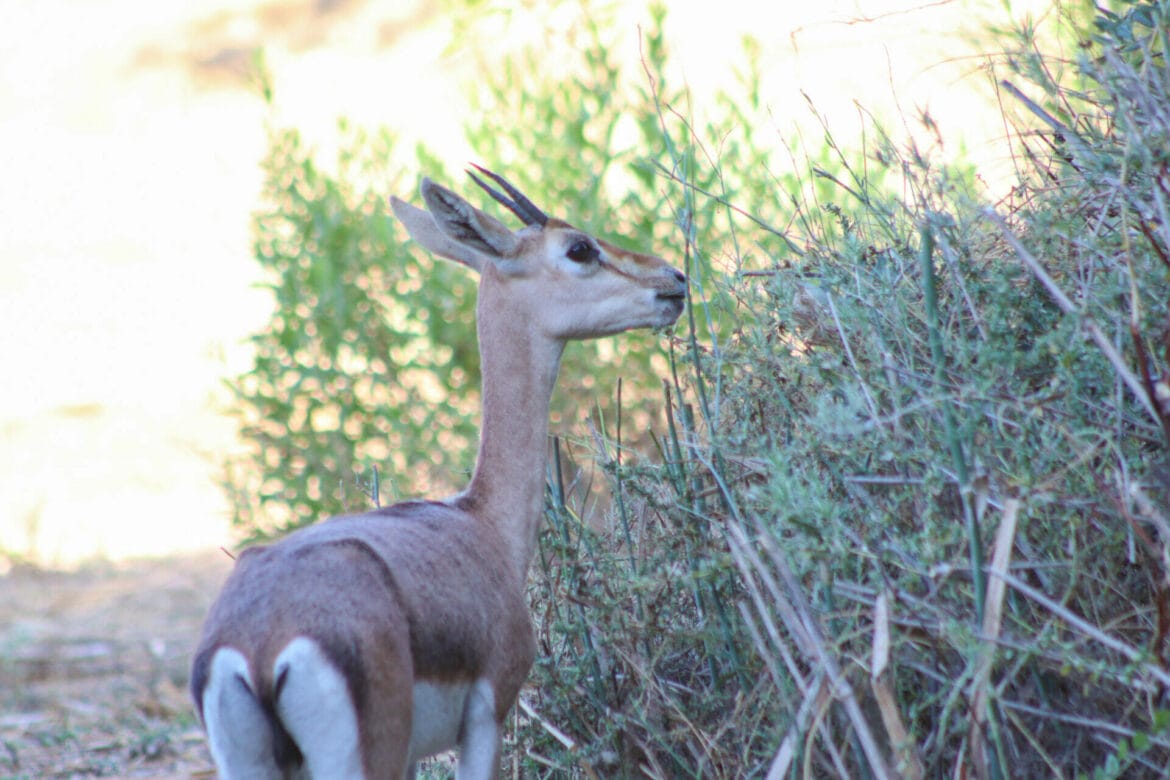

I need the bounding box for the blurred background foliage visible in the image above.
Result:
[221,122,482,535]
[224,3,714,536]
[222,0,1170,777]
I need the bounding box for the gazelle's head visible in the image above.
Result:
[390,167,686,341]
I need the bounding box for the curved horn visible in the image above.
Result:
[467,164,549,227]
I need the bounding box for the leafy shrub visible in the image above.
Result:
[571,1,1170,777]
[521,2,1170,777]
[222,124,482,537]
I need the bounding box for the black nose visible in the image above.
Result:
[671,268,686,285]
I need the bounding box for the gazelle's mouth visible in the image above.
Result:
[655,292,686,323]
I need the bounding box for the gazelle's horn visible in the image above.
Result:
[467,164,549,227]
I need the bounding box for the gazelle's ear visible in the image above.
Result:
[392,179,524,272]
[423,178,521,257]
[391,194,485,272]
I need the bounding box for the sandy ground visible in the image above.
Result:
[0,552,232,778]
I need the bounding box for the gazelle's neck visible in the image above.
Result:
[461,269,565,577]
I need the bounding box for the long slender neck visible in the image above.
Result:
[462,271,565,578]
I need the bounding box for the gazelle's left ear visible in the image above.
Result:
[421,179,521,259]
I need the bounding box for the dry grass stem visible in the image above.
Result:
[870,591,926,780]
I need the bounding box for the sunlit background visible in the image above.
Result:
[0,0,1051,567]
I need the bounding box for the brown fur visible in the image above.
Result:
[192,502,533,776]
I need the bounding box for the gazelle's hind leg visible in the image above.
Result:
[273,637,365,779]
[455,680,501,780]
[201,647,282,780]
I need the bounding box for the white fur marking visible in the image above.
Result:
[202,647,281,780]
[456,680,499,780]
[408,679,471,763]
[273,637,364,779]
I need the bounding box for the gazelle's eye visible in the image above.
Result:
[566,240,597,263]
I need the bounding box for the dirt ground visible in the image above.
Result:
[0,551,234,779]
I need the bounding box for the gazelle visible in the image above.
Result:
[191,167,686,779]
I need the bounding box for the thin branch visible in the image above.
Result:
[986,210,1161,426]
[647,160,799,249]
[991,568,1170,690]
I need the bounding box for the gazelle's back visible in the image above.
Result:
[191,500,534,774]
[195,498,532,679]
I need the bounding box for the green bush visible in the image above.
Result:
[594,1,1168,776]
[521,1,1170,776]
[222,1,1170,777]
[222,123,482,537]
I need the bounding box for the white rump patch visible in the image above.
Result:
[202,647,282,779]
[273,637,364,779]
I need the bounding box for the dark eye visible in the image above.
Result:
[566,240,597,263]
